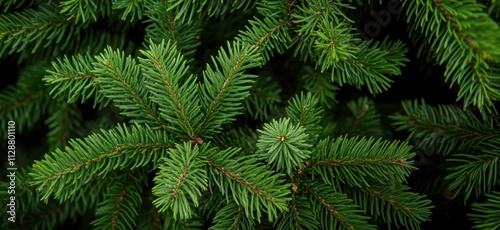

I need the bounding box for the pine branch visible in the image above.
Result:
[391,100,500,155]
[45,53,109,107]
[314,20,358,71]
[200,41,262,137]
[330,38,408,94]
[275,192,319,230]
[335,97,384,137]
[204,0,255,17]
[469,191,500,229]
[234,0,295,63]
[446,139,500,200]
[194,193,226,226]
[291,0,354,63]
[161,0,254,23]
[0,0,34,13]
[210,202,255,230]
[93,47,168,128]
[164,0,253,24]
[112,0,145,22]
[238,16,293,62]
[139,40,202,139]
[17,26,133,64]
[0,63,50,138]
[59,0,112,23]
[212,126,259,155]
[244,75,282,121]
[301,66,339,109]
[305,181,375,230]
[348,183,433,230]
[292,0,353,34]
[205,147,291,221]
[16,189,101,230]
[92,171,146,230]
[309,135,415,187]
[286,92,323,144]
[30,123,173,202]
[144,0,202,63]
[43,29,136,104]
[257,118,312,174]
[291,0,408,95]
[161,0,200,24]
[486,0,500,19]
[136,205,204,230]
[0,4,82,58]
[404,0,500,112]
[457,60,500,116]
[3,167,106,229]
[45,99,85,151]
[18,202,69,229]
[152,142,208,220]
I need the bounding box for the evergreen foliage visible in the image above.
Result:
[1,0,499,229]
